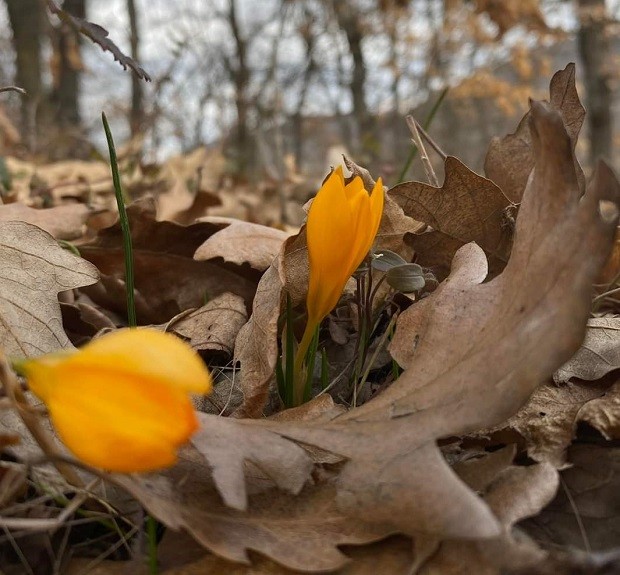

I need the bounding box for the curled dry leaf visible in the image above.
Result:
[122,103,620,572]
[554,317,620,383]
[167,292,247,356]
[481,380,611,469]
[234,232,309,417]
[46,0,151,81]
[484,63,585,203]
[194,218,291,272]
[577,379,620,440]
[390,156,512,279]
[0,203,92,241]
[0,221,99,357]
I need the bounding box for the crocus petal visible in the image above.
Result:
[23,329,211,400]
[305,167,385,327]
[20,328,211,473]
[44,369,197,472]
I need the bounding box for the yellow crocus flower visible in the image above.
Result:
[293,166,384,405]
[17,329,212,473]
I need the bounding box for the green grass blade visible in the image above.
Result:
[102,112,136,328]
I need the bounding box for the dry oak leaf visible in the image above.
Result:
[194,217,291,272]
[167,292,247,356]
[78,197,259,324]
[343,156,423,257]
[115,441,392,573]
[484,63,585,203]
[554,317,620,383]
[122,103,620,573]
[522,444,620,553]
[234,231,309,417]
[480,380,611,469]
[389,156,512,280]
[0,221,99,357]
[422,447,558,574]
[0,203,92,241]
[577,378,620,440]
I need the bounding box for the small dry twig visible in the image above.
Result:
[406,115,439,187]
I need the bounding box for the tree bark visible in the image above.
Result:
[5,0,44,149]
[50,0,85,128]
[332,0,375,162]
[228,0,252,176]
[577,0,613,165]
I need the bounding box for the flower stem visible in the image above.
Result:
[292,320,318,406]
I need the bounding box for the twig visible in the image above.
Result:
[560,476,591,553]
[592,285,620,304]
[406,115,439,187]
[414,121,448,161]
[0,86,26,96]
[398,86,448,183]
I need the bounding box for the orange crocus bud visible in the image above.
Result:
[16,329,212,473]
[293,166,384,405]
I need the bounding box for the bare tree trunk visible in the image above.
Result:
[128,0,143,136]
[332,0,376,163]
[228,0,252,176]
[5,0,44,149]
[292,6,318,171]
[577,0,613,165]
[51,0,85,128]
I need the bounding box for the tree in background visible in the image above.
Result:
[1,0,618,174]
[5,0,44,150]
[49,0,85,130]
[577,0,613,165]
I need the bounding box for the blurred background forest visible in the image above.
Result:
[0,0,618,195]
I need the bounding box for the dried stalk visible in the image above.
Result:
[406,115,439,187]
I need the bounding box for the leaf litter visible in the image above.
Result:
[2,66,620,575]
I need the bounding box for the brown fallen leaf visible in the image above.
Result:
[522,444,620,553]
[167,293,247,356]
[169,191,223,225]
[421,449,558,574]
[554,317,620,384]
[577,378,620,440]
[0,203,93,240]
[0,221,99,357]
[480,380,611,469]
[157,534,416,575]
[234,231,309,417]
[78,197,259,324]
[389,156,512,279]
[116,465,393,573]
[115,103,618,573]
[194,218,291,272]
[484,63,585,203]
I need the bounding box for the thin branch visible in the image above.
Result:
[406,115,439,187]
[415,121,448,161]
[0,86,26,96]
